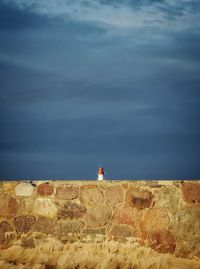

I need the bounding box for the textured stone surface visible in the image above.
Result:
[56,220,83,237]
[105,186,123,205]
[147,230,176,254]
[140,208,170,231]
[154,186,180,211]
[3,182,17,192]
[21,237,35,248]
[1,180,200,261]
[80,185,103,206]
[37,183,54,196]
[122,183,129,189]
[0,194,19,218]
[84,227,106,235]
[56,220,84,243]
[114,207,139,227]
[14,215,36,234]
[126,188,154,209]
[0,183,3,193]
[57,201,86,219]
[171,206,200,258]
[34,198,57,218]
[86,206,112,228]
[56,184,78,200]
[34,216,55,234]
[14,183,34,197]
[181,183,200,204]
[109,225,133,239]
[19,198,34,214]
[0,221,14,244]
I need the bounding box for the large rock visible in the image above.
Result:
[14,183,34,197]
[105,186,123,205]
[114,207,139,228]
[109,225,133,240]
[79,185,103,206]
[37,183,54,196]
[154,186,181,211]
[14,215,36,234]
[84,227,106,235]
[86,206,112,228]
[56,184,78,200]
[0,194,19,218]
[56,220,83,237]
[171,206,200,258]
[34,216,55,234]
[3,182,17,192]
[34,198,57,218]
[18,198,34,214]
[126,188,154,209]
[147,230,176,254]
[56,220,84,243]
[181,183,200,204]
[57,201,86,219]
[140,208,170,231]
[0,221,14,244]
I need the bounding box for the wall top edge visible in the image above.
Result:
[1,179,200,185]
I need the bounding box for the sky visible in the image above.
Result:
[0,0,200,180]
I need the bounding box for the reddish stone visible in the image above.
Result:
[56,184,78,200]
[181,183,200,204]
[14,215,37,234]
[0,221,14,244]
[34,216,55,234]
[37,183,54,196]
[57,201,86,219]
[109,225,133,239]
[105,186,123,205]
[147,230,176,254]
[86,206,112,228]
[0,194,19,218]
[114,207,139,227]
[139,231,148,245]
[140,208,170,232]
[126,188,154,209]
[0,243,12,250]
[79,185,103,206]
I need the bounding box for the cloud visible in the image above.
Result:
[0,0,200,179]
[99,0,164,9]
[0,0,47,31]
[10,0,200,30]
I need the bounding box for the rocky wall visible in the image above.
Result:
[0,180,200,261]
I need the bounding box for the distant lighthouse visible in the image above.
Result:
[97,167,104,181]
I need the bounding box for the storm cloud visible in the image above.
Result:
[0,0,200,179]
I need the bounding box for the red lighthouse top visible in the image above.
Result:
[98,167,104,175]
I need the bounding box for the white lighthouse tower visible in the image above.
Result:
[97,167,104,181]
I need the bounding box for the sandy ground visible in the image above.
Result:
[0,240,200,269]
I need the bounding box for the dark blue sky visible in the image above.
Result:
[0,0,200,179]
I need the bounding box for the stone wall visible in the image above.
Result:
[0,180,200,260]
